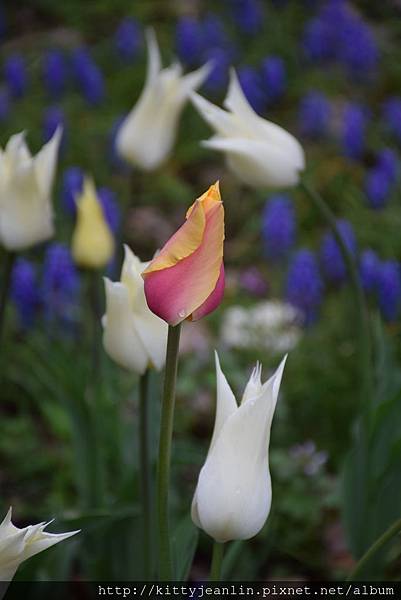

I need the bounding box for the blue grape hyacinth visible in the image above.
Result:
[383,97,401,144]
[341,103,367,160]
[4,54,28,99]
[320,219,356,285]
[261,57,286,105]
[298,90,330,138]
[175,17,204,67]
[72,48,105,106]
[60,166,84,216]
[97,187,121,234]
[43,106,66,145]
[262,195,296,260]
[377,260,401,322]
[42,50,67,98]
[364,167,391,210]
[286,249,323,325]
[115,17,141,62]
[238,66,265,114]
[359,249,380,294]
[42,243,80,327]
[230,0,263,35]
[11,259,41,329]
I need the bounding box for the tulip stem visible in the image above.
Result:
[347,515,401,580]
[210,542,225,581]
[157,323,182,580]
[139,368,152,579]
[300,180,372,408]
[0,251,15,345]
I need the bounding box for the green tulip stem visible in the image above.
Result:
[210,541,225,581]
[139,368,152,579]
[300,180,372,408]
[157,323,182,580]
[347,515,401,580]
[0,251,16,345]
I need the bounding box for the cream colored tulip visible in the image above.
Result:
[71,177,114,269]
[191,69,305,188]
[102,245,168,374]
[116,29,210,171]
[0,129,61,250]
[191,353,287,543]
[0,507,79,584]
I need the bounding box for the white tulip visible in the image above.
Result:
[0,507,79,584]
[0,129,61,251]
[191,69,305,188]
[116,29,210,171]
[191,353,287,543]
[102,245,168,374]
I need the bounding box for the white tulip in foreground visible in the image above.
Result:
[102,245,168,374]
[191,70,305,188]
[0,129,61,250]
[192,353,287,543]
[116,29,210,171]
[0,508,79,583]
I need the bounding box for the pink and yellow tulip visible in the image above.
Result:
[142,182,225,326]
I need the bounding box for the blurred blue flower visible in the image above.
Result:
[238,66,265,113]
[230,0,263,35]
[262,195,296,260]
[202,13,231,50]
[341,103,367,160]
[359,249,379,294]
[0,88,10,122]
[72,48,105,106]
[97,187,121,234]
[320,219,356,285]
[286,249,323,325]
[42,50,67,98]
[298,90,330,138]
[175,17,204,66]
[239,266,268,297]
[377,148,398,183]
[377,260,401,322]
[261,57,286,105]
[364,167,391,210]
[42,106,66,146]
[115,17,141,62]
[11,259,41,329]
[337,18,378,77]
[383,97,401,144]
[42,243,80,326]
[4,54,28,99]
[203,47,231,92]
[60,166,84,216]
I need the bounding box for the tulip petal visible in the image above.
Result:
[191,263,225,321]
[143,202,224,325]
[34,127,62,198]
[145,28,161,87]
[241,362,262,405]
[191,92,247,139]
[143,200,205,274]
[102,279,149,374]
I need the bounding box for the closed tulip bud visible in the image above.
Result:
[191,69,305,189]
[71,177,114,269]
[102,245,168,374]
[142,182,225,326]
[191,353,286,543]
[0,507,79,583]
[116,29,210,171]
[0,129,61,251]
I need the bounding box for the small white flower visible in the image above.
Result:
[0,129,61,250]
[102,245,168,374]
[116,29,210,171]
[191,69,305,188]
[0,508,79,583]
[191,353,286,543]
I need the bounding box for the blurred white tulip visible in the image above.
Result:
[116,29,210,171]
[0,507,79,584]
[0,129,61,250]
[191,353,286,543]
[191,69,305,188]
[102,245,168,374]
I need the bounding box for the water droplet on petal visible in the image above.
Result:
[178,309,186,319]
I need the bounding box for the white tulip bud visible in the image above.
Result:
[102,245,168,374]
[191,69,305,189]
[116,29,210,171]
[0,129,61,251]
[191,353,287,543]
